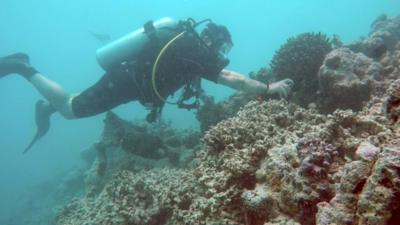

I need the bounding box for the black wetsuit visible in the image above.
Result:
[71,27,228,118]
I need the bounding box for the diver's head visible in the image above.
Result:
[200,22,233,56]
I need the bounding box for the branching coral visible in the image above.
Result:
[270,32,332,106]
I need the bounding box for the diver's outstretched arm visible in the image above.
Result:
[217,69,294,98]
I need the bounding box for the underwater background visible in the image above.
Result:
[0,0,400,224]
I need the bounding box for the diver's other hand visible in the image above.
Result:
[267,79,294,98]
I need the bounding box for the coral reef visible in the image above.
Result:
[83,111,201,197]
[195,31,334,131]
[54,14,400,225]
[379,43,400,79]
[195,101,328,225]
[318,47,381,113]
[196,91,257,132]
[270,32,332,106]
[101,111,200,160]
[196,67,284,133]
[316,146,400,225]
[56,94,400,225]
[56,169,198,225]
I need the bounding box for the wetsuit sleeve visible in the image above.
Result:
[199,53,230,83]
[177,34,230,83]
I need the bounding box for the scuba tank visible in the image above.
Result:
[96,17,178,71]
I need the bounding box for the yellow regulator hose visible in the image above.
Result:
[151,31,186,104]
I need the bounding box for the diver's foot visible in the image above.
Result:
[23,100,56,154]
[0,53,38,78]
[36,100,56,124]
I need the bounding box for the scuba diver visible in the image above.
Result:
[0,18,294,153]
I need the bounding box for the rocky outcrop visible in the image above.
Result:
[317,47,381,113]
[348,15,400,58]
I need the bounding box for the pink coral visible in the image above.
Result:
[355,141,380,161]
[297,138,339,180]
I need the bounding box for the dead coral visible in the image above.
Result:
[56,169,197,225]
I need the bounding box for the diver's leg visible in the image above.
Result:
[0,53,37,77]
[70,68,140,118]
[0,53,76,118]
[28,73,76,119]
[1,53,140,119]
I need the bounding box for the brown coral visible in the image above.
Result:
[270,32,332,107]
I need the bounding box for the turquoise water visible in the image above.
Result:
[0,0,399,224]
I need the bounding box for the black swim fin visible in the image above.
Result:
[0,53,37,78]
[23,100,56,154]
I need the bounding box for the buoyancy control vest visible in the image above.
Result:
[96,18,229,122]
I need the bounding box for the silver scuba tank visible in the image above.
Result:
[96,17,178,71]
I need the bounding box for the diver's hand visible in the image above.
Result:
[267,79,294,98]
